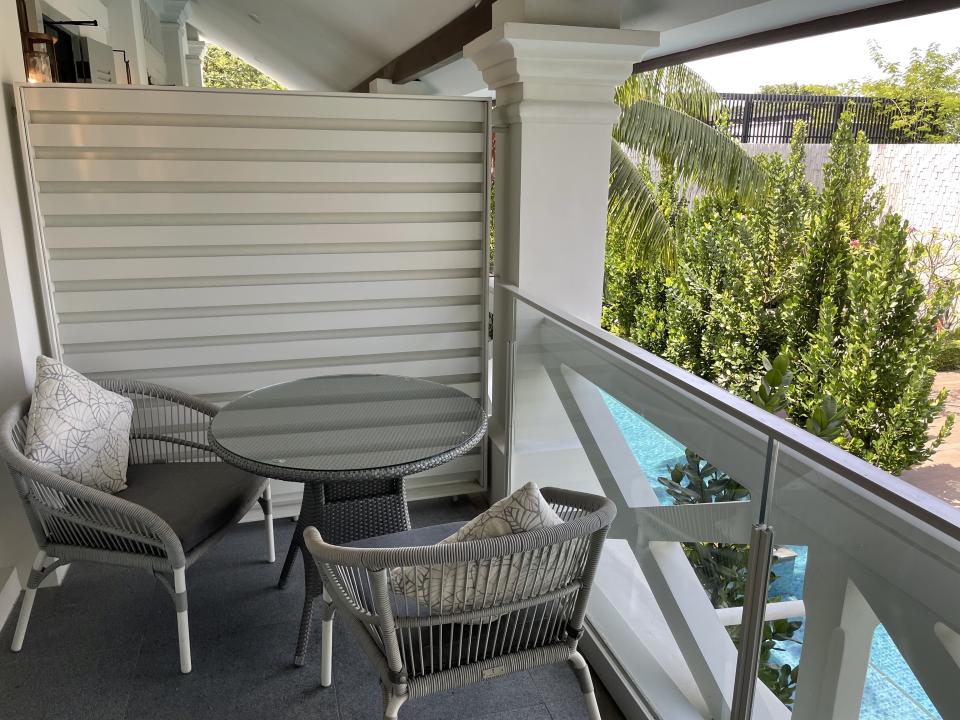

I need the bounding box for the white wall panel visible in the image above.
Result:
[18,85,491,513]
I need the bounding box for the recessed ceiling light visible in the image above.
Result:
[248,12,261,23]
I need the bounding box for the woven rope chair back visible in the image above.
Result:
[0,380,220,560]
[306,487,615,691]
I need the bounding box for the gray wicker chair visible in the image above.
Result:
[304,486,615,720]
[0,378,275,674]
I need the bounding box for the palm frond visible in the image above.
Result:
[608,140,673,263]
[616,66,724,122]
[614,98,766,201]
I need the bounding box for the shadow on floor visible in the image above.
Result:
[0,498,625,720]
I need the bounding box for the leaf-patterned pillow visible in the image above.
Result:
[390,482,563,613]
[24,356,133,493]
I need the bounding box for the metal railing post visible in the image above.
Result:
[731,436,779,720]
[730,523,776,720]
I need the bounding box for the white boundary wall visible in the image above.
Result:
[744,143,960,234]
[16,84,491,517]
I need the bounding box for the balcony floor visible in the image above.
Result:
[0,498,624,720]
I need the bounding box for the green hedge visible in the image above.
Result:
[936,341,960,371]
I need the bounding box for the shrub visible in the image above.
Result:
[604,112,954,474]
[935,330,960,371]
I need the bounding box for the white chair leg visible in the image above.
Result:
[321,589,333,687]
[173,567,191,674]
[384,692,406,720]
[11,551,47,652]
[569,651,601,720]
[262,484,275,563]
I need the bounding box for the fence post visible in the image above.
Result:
[740,97,754,143]
[831,99,844,138]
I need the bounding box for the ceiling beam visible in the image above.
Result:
[351,0,960,93]
[351,0,494,92]
[635,0,960,73]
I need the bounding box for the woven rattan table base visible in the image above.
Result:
[281,478,411,665]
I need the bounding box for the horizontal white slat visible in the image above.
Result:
[29,125,484,153]
[406,476,484,500]
[67,331,483,372]
[55,277,483,312]
[59,305,483,343]
[22,86,488,123]
[34,159,484,184]
[39,192,482,216]
[409,453,481,479]
[96,356,483,395]
[44,222,483,249]
[50,250,482,281]
[212,397,483,433]
[212,379,480,405]
[24,86,489,501]
[258,468,485,518]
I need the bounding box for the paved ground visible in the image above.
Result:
[901,372,960,507]
[0,498,624,720]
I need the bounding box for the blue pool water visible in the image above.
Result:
[603,394,942,719]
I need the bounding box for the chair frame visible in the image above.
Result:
[0,378,275,673]
[304,486,616,720]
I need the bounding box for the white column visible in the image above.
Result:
[105,0,149,85]
[184,35,205,88]
[464,3,657,498]
[0,2,48,600]
[161,22,188,87]
[466,20,656,324]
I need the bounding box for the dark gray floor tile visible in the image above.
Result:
[0,504,625,720]
[530,662,625,720]
[475,705,553,720]
[0,566,156,663]
[332,616,543,720]
[2,644,140,720]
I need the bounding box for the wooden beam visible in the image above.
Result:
[351,0,494,93]
[634,0,960,73]
[351,0,960,93]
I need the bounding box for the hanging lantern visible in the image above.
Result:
[23,32,58,84]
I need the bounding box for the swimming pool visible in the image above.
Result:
[603,394,941,719]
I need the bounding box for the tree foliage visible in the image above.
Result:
[766,41,960,142]
[759,82,846,96]
[609,66,766,263]
[201,44,284,90]
[604,113,955,474]
[855,41,960,142]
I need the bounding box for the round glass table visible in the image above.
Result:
[208,374,487,665]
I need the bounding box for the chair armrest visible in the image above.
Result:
[0,400,186,567]
[95,378,221,464]
[95,378,220,418]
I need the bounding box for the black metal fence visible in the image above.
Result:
[717,93,914,144]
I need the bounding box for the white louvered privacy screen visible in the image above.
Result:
[16,84,491,514]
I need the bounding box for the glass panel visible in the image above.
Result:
[508,296,772,719]
[765,444,960,719]
[503,288,960,720]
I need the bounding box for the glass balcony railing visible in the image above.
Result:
[499,283,960,720]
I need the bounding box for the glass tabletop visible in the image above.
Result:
[208,374,486,477]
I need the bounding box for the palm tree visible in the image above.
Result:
[609,65,767,262]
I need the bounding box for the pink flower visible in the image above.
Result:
[908,226,918,234]
[849,239,861,248]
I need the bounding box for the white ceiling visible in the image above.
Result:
[184,0,912,92]
[186,0,478,90]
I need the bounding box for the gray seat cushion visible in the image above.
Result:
[117,462,264,552]
[345,522,466,550]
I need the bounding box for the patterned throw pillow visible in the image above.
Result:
[24,356,134,493]
[391,482,563,613]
